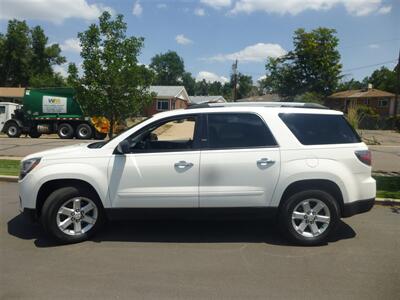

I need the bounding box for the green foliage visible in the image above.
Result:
[296,92,324,104]
[265,27,342,98]
[68,12,155,137]
[231,73,252,100]
[362,66,397,93]
[150,51,185,85]
[336,78,364,91]
[0,19,66,87]
[181,72,196,95]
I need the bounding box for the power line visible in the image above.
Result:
[342,59,397,72]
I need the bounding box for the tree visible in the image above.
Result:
[150,50,185,85]
[0,20,66,87]
[181,72,196,95]
[362,66,397,93]
[265,27,342,99]
[195,79,209,95]
[68,12,155,138]
[336,78,364,91]
[230,73,252,99]
[0,20,31,86]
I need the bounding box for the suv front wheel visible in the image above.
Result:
[279,190,339,246]
[41,186,105,243]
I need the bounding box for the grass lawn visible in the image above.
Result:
[0,159,398,199]
[373,176,400,199]
[0,159,20,176]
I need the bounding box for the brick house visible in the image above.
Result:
[326,86,397,117]
[144,86,190,116]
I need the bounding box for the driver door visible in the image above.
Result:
[108,115,201,208]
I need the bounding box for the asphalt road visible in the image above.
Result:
[1,182,399,299]
[1,133,399,172]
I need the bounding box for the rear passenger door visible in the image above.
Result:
[199,113,280,207]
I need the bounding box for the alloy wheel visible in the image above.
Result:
[56,197,98,236]
[291,198,331,238]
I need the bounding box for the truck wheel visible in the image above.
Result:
[58,123,74,139]
[6,122,21,138]
[28,128,42,138]
[76,123,93,139]
[94,132,107,140]
[41,186,105,244]
[279,190,339,246]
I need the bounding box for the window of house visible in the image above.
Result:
[207,113,277,149]
[157,100,169,111]
[378,99,388,108]
[364,99,369,105]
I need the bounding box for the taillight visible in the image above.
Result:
[355,150,371,166]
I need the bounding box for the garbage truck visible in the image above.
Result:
[1,88,109,139]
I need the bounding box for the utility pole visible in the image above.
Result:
[232,59,238,102]
[394,49,400,121]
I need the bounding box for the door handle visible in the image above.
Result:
[257,158,275,167]
[174,161,193,169]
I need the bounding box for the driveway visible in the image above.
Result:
[1,182,399,299]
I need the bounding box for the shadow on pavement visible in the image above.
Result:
[7,213,356,248]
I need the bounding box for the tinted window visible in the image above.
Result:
[207,113,277,149]
[279,113,361,145]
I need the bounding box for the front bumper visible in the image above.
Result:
[342,198,375,218]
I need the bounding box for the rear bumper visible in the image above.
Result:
[342,198,374,218]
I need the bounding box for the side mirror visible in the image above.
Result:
[116,140,130,154]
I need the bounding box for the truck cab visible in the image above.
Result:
[0,102,20,132]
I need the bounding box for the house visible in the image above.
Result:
[326,85,397,117]
[237,93,282,102]
[189,95,226,105]
[144,86,190,116]
[0,87,25,103]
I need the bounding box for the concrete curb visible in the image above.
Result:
[0,175,18,182]
[1,175,399,205]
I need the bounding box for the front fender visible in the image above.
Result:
[19,160,110,209]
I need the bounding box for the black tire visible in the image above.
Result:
[5,122,21,138]
[76,123,93,139]
[57,123,74,139]
[41,186,105,244]
[94,131,107,140]
[28,128,42,138]
[279,190,340,246]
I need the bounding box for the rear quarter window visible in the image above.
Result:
[279,113,361,145]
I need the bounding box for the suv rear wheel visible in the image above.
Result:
[41,186,105,243]
[279,190,339,246]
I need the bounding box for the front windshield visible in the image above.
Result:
[87,116,152,148]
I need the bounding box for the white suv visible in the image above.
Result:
[19,102,375,245]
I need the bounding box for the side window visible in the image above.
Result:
[127,116,198,153]
[0,106,5,114]
[279,113,361,145]
[207,113,277,149]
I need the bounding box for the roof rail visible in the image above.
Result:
[187,102,328,109]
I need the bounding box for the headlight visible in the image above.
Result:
[20,157,41,180]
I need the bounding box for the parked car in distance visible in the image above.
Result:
[18,102,375,245]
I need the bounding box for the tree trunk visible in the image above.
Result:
[108,117,114,139]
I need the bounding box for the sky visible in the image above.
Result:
[0,0,399,85]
